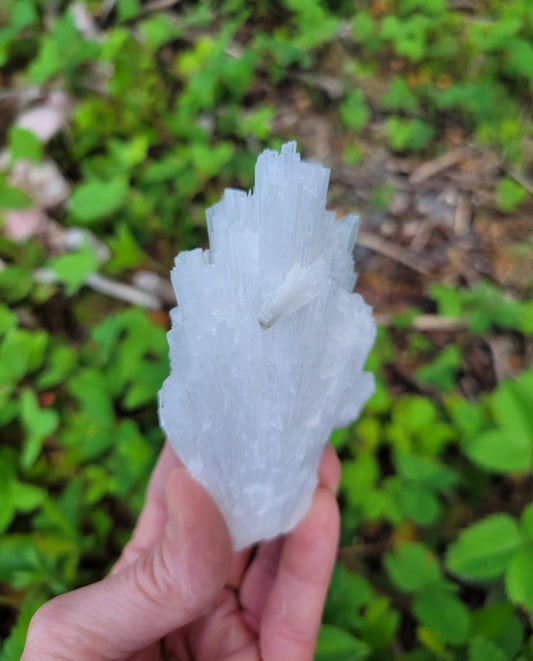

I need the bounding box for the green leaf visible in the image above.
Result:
[465,430,532,473]
[383,78,419,113]
[414,344,461,391]
[68,368,115,429]
[469,16,521,52]
[495,612,524,659]
[47,244,99,295]
[343,144,363,165]
[386,117,434,152]
[370,184,394,211]
[365,327,394,373]
[430,284,462,317]
[364,482,403,523]
[392,396,436,433]
[0,181,33,210]
[468,636,508,661]
[0,448,17,532]
[469,604,522,658]
[341,453,379,505]
[323,564,374,630]
[109,135,149,170]
[385,543,441,593]
[470,602,514,639]
[340,90,370,132]
[444,395,483,439]
[505,546,533,615]
[32,478,84,541]
[10,481,46,513]
[420,420,457,453]
[27,39,61,82]
[104,420,155,506]
[315,625,370,660]
[123,359,167,409]
[413,584,470,645]
[107,223,144,272]
[239,105,275,140]
[0,386,17,425]
[520,503,533,542]
[20,389,59,469]
[359,597,399,649]
[394,451,458,490]
[446,514,522,580]
[504,39,533,86]
[0,328,47,385]
[117,0,141,21]
[492,379,533,439]
[398,481,440,525]
[143,154,183,184]
[352,12,375,42]
[10,0,38,30]
[89,314,123,363]
[8,126,42,162]
[0,532,75,591]
[0,304,17,335]
[355,416,380,450]
[28,9,100,83]
[70,179,128,222]
[0,266,33,303]
[139,14,183,51]
[497,177,528,212]
[0,501,15,536]
[36,344,77,389]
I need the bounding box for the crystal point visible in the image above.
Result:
[159,142,376,549]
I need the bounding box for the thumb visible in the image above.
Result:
[22,467,232,661]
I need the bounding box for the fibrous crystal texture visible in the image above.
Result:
[159,142,376,550]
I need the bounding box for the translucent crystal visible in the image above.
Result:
[159,142,376,550]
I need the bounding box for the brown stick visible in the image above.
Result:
[409,147,470,185]
[357,230,429,274]
[374,312,468,331]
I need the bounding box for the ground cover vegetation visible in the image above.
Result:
[0,0,532,658]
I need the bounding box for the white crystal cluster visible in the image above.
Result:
[159,142,376,550]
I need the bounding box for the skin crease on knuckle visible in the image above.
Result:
[131,543,181,613]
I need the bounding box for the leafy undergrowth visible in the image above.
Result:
[1,0,532,659]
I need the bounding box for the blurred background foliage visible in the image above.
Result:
[0,0,532,658]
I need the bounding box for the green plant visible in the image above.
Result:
[430,280,533,334]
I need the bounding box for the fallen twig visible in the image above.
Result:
[454,191,471,235]
[85,273,161,309]
[142,0,181,13]
[357,230,429,274]
[374,312,468,331]
[32,268,162,310]
[409,147,470,185]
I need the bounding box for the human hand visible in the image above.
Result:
[22,441,340,660]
